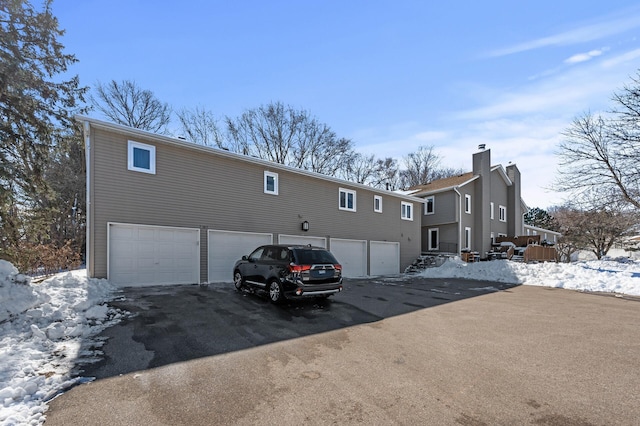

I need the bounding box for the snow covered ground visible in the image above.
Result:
[419,257,640,296]
[1,257,639,425]
[0,261,125,426]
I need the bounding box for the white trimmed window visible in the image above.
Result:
[490,202,494,220]
[499,205,507,222]
[425,196,435,215]
[264,171,278,195]
[128,140,156,174]
[464,227,472,250]
[374,195,382,213]
[428,228,439,250]
[339,188,356,212]
[401,202,413,221]
[464,194,471,214]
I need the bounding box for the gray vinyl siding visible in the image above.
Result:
[88,125,421,280]
[490,169,509,236]
[423,190,458,225]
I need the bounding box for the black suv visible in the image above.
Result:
[233,245,343,303]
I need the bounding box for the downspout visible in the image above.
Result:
[454,187,462,255]
[83,120,91,278]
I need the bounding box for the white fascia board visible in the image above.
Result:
[76,115,424,203]
[491,165,512,186]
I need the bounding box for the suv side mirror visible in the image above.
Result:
[242,255,248,261]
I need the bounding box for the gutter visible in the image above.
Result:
[83,120,91,278]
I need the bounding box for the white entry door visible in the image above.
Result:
[208,230,273,282]
[329,238,367,277]
[370,241,400,276]
[108,223,200,287]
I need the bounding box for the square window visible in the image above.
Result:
[128,141,156,174]
[339,188,356,212]
[401,201,413,220]
[374,195,382,213]
[264,171,278,195]
[425,196,435,215]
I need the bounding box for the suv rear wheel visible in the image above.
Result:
[268,279,284,304]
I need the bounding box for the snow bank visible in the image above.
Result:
[420,257,640,296]
[0,264,125,426]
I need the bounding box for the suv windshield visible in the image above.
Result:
[293,248,338,265]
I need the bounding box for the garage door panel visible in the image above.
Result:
[109,224,199,287]
[208,230,273,283]
[330,238,367,277]
[278,235,327,248]
[370,241,400,276]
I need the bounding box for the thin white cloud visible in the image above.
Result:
[488,10,640,57]
[564,48,606,64]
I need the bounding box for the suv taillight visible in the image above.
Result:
[289,264,312,273]
[334,264,342,272]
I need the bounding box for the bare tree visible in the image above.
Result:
[398,146,464,189]
[225,102,357,176]
[552,202,637,260]
[91,80,171,134]
[176,106,225,148]
[556,71,640,209]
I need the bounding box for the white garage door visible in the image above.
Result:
[108,223,199,287]
[208,230,273,282]
[330,238,367,277]
[278,234,327,248]
[370,241,400,276]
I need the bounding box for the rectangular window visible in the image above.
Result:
[339,188,356,212]
[425,196,435,215]
[401,202,413,220]
[128,140,156,174]
[374,195,382,213]
[428,228,439,251]
[490,202,494,220]
[464,194,471,214]
[499,205,507,222]
[264,171,278,195]
[490,232,495,244]
[464,227,472,250]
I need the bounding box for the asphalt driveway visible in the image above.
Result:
[45,277,640,425]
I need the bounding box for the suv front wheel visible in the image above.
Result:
[234,271,245,291]
[268,279,284,304]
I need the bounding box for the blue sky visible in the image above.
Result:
[52,1,640,208]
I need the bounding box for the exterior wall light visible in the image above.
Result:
[301,221,309,232]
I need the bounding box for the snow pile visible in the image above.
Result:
[420,257,640,296]
[0,264,125,426]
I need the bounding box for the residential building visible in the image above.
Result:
[79,116,423,287]
[407,148,549,259]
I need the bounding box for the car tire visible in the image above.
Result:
[234,271,245,291]
[268,279,284,304]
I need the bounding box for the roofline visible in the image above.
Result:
[76,115,425,203]
[491,165,512,186]
[523,224,562,235]
[410,175,479,197]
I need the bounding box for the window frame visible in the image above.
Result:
[428,227,439,251]
[464,194,471,214]
[499,205,507,222]
[425,196,435,215]
[490,202,494,220]
[339,187,357,212]
[127,140,156,174]
[264,171,279,195]
[373,195,383,213]
[464,227,472,250]
[401,201,414,221]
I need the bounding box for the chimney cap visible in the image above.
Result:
[478,144,486,150]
